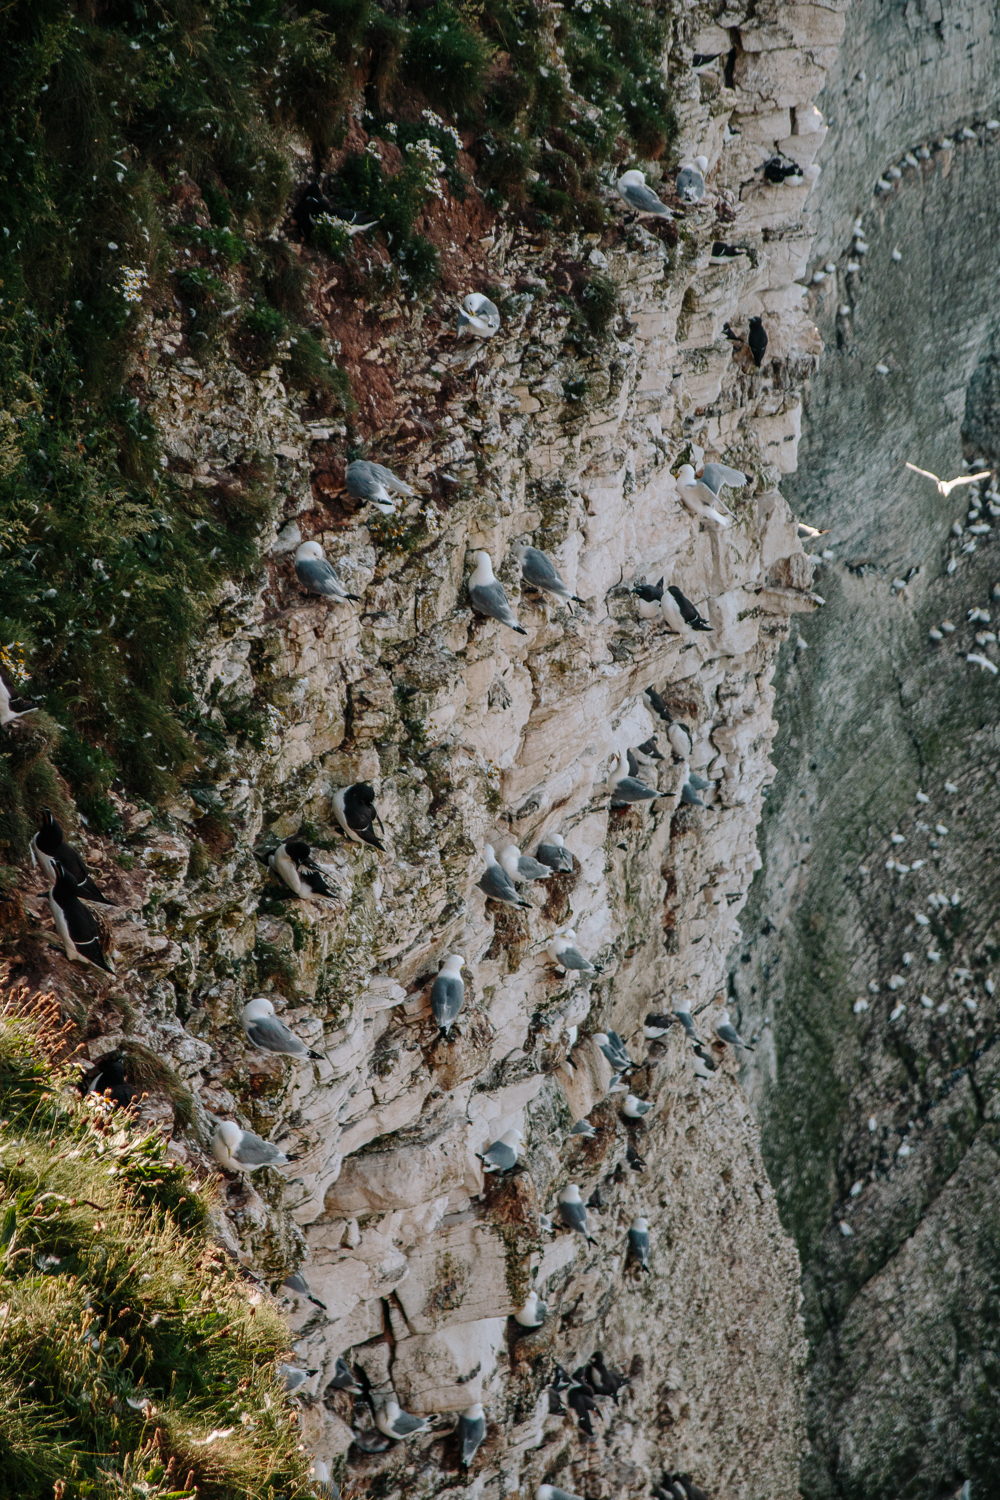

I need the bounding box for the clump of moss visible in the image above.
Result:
[0,1011,310,1499]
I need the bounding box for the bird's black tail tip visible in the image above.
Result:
[513,624,529,635]
[346,592,362,602]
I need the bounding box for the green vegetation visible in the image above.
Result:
[0,1007,309,1499]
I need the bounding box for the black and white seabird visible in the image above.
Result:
[241,997,326,1060]
[266,840,339,899]
[535,832,574,873]
[500,844,553,883]
[345,459,416,516]
[643,1012,674,1039]
[429,953,465,1037]
[616,170,673,219]
[468,552,527,634]
[329,1355,362,1391]
[374,1397,432,1440]
[294,540,360,603]
[664,586,712,632]
[714,1008,752,1048]
[633,735,665,765]
[633,576,665,620]
[82,1054,136,1108]
[586,1351,628,1402]
[332,783,385,851]
[513,540,582,605]
[514,1288,547,1327]
[48,863,115,973]
[32,808,112,903]
[747,316,768,368]
[212,1121,290,1173]
[557,1183,597,1244]
[608,751,672,807]
[0,677,38,727]
[628,1214,650,1271]
[709,241,748,264]
[457,1402,486,1465]
[479,845,532,907]
[692,1044,717,1072]
[642,686,670,722]
[626,1141,646,1171]
[672,1477,709,1500]
[479,1128,523,1172]
[676,156,708,202]
[280,1271,327,1311]
[547,929,598,973]
[565,1373,602,1436]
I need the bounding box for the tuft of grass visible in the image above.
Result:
[0,1009,311,1500]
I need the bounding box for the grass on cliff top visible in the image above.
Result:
[0,1005,311,1500]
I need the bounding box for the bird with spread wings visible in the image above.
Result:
[904,462,993,497]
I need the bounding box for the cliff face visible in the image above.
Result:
[4,3,867,1496]
[733,1,1000,1495]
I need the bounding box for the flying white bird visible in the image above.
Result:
[904,462,992,497]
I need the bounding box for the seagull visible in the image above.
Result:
[675,465,733,527]
[593,1031,633,1073]
[279,1271,327,1311]
[345,459,416,516]
[513,1288,547,1326]
[714,1008,752,1048]
[537,1486,585,1500]
[679,778,705,808]
[374,1398,432,1441]
[558,1183,597,1243]
[797,522,830,539]
[500,844,553,883]
[0,677,38,727]
[278,1363,316,1396]
[430,953,465,1036]
[616,169,673,218]
[547,929,598,973]
[31,808,113,903]
[608,750,672,806]
[513,539,582,605]
[676,156,708,202]
[329,1356,362,1391]
[628,1214,650,1270]
[212,1120,290,1173]
[904,462,992,496]
[241,997,326,1061]
[701,462,747,496]
[633,576,665,619]
[569,1118,597,1139]
[48,863,115,973]
[662,585,712,633]
[468,552,527,634]
[747,316,768,368]
[586,1352,628,1403]
[479,1128,524,1172]
[535,832,574,873]
[332,783,385,851]
[265,839,338,899]
[622,1094,654,1119]
[457,292,500,339]
[457,1403,486,1466]
[293,541,360,603]
[479,845,532,908]
[673,1007,702,1042]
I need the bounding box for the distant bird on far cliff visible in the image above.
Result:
[264,839,339,899]
[0,677,38,727]
[375,1398,432,1441]
[609,750,672,806]
[242,997,326,1060]
[479,1128,524,1173]
[616,169,673,218]
[500,844,553,883]
[346,459,416,516]
[32,808,113,903]
[294,541,360,602]
[628,1214,651,1270]
[661,585,712,633]
[430,953,465,1036]
[547,929,599,973]
[332,783,385,850]
[479,845,532,907]
[514,1288,547,1326]
[457,292,500,339]
[747,316,768,367]
[634,575,665,619]
[513,539,582,605]
[468,552,527,634]
[457,1403,486,1466]
[675,465,733,527]
[904,461,992,496]
[676,157,708,202]
[48,864,115,973]
[212,1120,289,1174]
[714,1008,752,1049]
[536,832,574,873]
[558,1183,598,1243]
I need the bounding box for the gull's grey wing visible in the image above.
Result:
[622,182,672,215]
[430,974,464,1024]
[234,1133,285,1166]
[701,462,746,493]
[558,946,593,971]
[345,462,383,500]
[520,546,567,592]
[390,1410,427,1436]
[368,462,415,496]
[246,1018,307,1056]
[517,854,553,880]
[469,580,515,623]
[296,556,344,596]
[478,865,524,903]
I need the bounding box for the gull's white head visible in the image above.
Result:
[441,953,465,974]
[216,1121,241,1150]
[558,1182,583,1203]
[675,464,696,485]
[243,997,276,1020]
[694,154,708,172]
[619,169,647,187]
[295,540,324,562]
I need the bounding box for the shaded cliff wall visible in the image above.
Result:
[732,1,1000,1496]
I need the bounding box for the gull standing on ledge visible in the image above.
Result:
[479,1128,524,1173]
[212,1120,290,1173]
[676,156,708,203]
[375,1398,432,1440]
[904,461,992,496]
[616,169,673,218]
[430,954,466,1037]
[457,293,500,339]
[458,1403,486,1466]
[608,750,672,806]
[535,832,574,872]
[241,997,326,1060]
[468,552,528,634]
[500,844,553,883]
[345,459,416,515]
[479,844,532,907]
[547,928,598,973]
[558,1183,597,1243]
[294,540,360,602]
[513,539,583,605]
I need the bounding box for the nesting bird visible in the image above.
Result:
[616,169,673,219]
[265,839,338,899]
[479,845,532,908]
[547,929,598,973]
[513,539,582,605]
[457,293,500,339]
[345,459,416,516]
[633,575,665,620]
[293,540,360,603]
[48,863,115,973]
[212,1121,290,1174]
[628,1214,650,1270]
[714,1008,751,1048]
[241,997,326,1061]
[479,1128,524,1173]
[675,465,733,527]
[608,750,671,807]
[593,1030,634,1074]
[500,844,553,883]
[468,552,527,634]
[430,954,466,1037]
[375,1398,432,1440]
[622,1094,654,1119]
[514,1288,548,1326]
[332,783,385,851]
[673,1007,702,1043]
[32,808,113,903]
[676,156,708,203]
[457,1403,486,1466]
[558,1183,597,1243]
[535,832,574,873]
[330,1356,362,1392]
